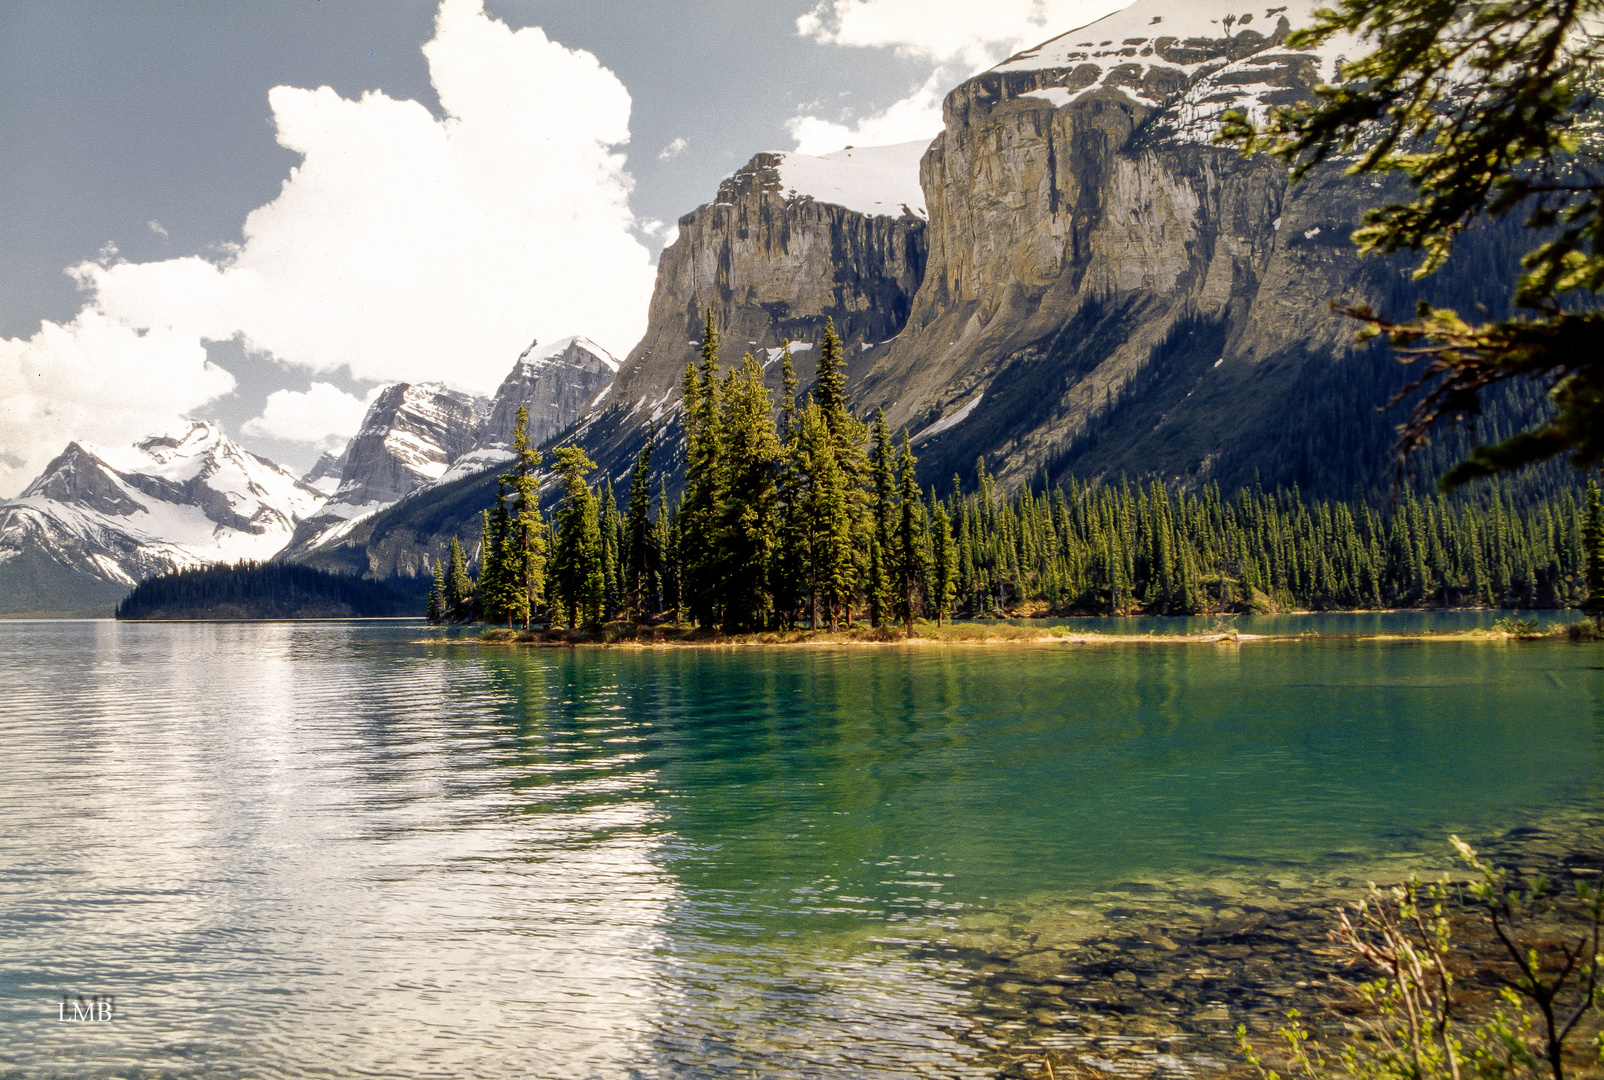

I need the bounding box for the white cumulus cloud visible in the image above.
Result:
[0,0,655,496]
[790,0,1129,152]
[242,382,380,452]
[658,136,689,160]
[0,307,237,490]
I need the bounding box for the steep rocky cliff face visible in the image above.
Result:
[574,141,929,483]
[848,0,1412,493]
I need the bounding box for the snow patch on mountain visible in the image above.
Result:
[771,142,928,218]
[998,0,1362,144]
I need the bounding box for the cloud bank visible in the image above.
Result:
[0,0,655,496]
[790,0,1128,153]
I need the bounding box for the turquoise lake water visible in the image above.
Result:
[1,618,1600,1078]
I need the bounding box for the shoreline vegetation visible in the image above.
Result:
[459,614,1600,648]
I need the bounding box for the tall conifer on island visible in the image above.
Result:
[478,493,519,627]
[771,345,808,629]
[445,537,473,621]
[552,446,604,630]
[931,501,957,626]
[624,437,656,623]
[680,306,725,627]
[869,409,896,626]
[426,560,445,623]
[717,353,783,632]
[600,478,622,621]
[1584,481,1604,631]
[800,400,855,629]
[505,406,544,630]
[895,432,927,637]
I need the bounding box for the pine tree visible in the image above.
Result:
[931,501,957,626]
[800,400,854,629]
[624,437,656,623]
[771,345,808,629]
[445,537,473,622]
[869,409,896,626]
[894,432,927,636]
[551,446,604,629]
[426,560,445,623]
[504,406,544,629]
[600,478,622,621]
[716,353,783,632]
[1584,481,1604,630]
[680,306,725,627]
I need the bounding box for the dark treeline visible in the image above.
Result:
[431,311,1604,630]
[117,562,414,620]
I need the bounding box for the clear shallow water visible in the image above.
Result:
[1,618,1601,1078]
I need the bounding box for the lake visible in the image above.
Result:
[2,618,1600,1078]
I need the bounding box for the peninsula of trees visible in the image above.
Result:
[428,312,1604,634]
[117,562,414,620]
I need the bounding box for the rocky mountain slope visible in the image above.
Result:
[284,338,622,576]
[0,422,326,615]
[281,382,488,556]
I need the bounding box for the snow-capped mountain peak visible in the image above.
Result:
[0,420,330,612]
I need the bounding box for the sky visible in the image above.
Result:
[0,0,1127,492]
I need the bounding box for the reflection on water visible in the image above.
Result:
[0,620,1600,1078]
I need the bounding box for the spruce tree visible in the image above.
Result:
[869,409,896,626]
[1584,481,1604,630]
[426,560,445,623]
[504,406,544,630]
[895,432,927,636]
[624,437,656,623]
[600,478,622,621]
[680,306,725,626]
[552,446,604,629]
[931,501,957,626]
[445,537,473,622]
[716,353,783,632]
[800,400,854,629]
[771,346,808,629]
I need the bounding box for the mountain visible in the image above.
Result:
[576,0,1514,502]
[0,421,326,616]
[438,336,620,486]
[282,339,622,575]
[276,0,1530,586]
[280,382,488,556]
[568,141,930,481]
[283,140,933,583]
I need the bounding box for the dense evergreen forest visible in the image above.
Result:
[431,311,1604,631]
[118,562,415,620]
